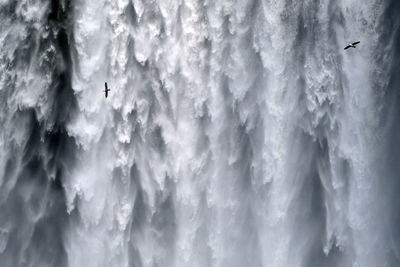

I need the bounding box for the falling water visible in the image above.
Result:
[1,0,400,266]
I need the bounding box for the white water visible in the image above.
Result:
[1,0,399,266]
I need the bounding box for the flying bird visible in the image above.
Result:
[344,41,360,50]
[104,82,110,98]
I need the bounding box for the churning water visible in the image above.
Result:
[1,0,400,266]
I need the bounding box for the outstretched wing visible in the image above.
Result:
[344,45,351,50]
[352,41,360,45]
[104,82,110,98]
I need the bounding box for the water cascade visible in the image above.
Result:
[1,0,400,266]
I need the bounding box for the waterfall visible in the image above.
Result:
[1,0,400,266]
